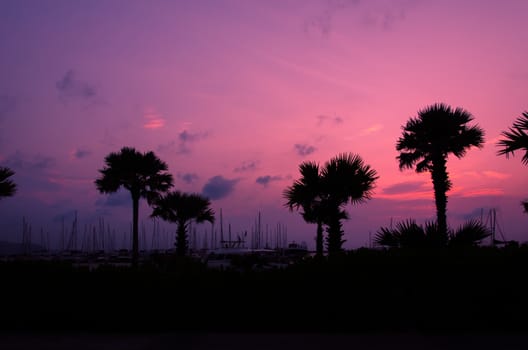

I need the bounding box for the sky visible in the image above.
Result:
[0,0,527,251]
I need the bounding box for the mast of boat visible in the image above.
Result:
[210,221,215,250]
[220,208,224,247]
[228,223,231,245]
[258,211,261,249]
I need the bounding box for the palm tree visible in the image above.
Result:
[396,103,485,236]
[284,153,378,257]
[151,191,215,256]
[283,161,327,258]
[497,111,528,214]
[95,147,173,267]
[374,219,490,248]
[448,219,491,247]
[497,111,528,164]
[0,167,17,199]
[320,153,378,255]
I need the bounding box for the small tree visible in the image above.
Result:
[151,191,215,256]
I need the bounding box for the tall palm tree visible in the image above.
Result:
[151,191,215,256]
[497,111,528,165]
[497,111,528,214]
[397,103,485,236]
[0,167,17,199]
[320,153,378,254]
[283,161,327,257]
[95,147,173,267]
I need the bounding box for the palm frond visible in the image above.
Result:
[0,166,17,198]
[449,219,491,247]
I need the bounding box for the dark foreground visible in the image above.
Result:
[1,247,528,339]
[2,332,528,350]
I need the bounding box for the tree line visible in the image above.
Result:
[284,104,528,256]
[1,103,527,265]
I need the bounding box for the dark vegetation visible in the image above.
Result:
[1,104,527,335]
[2,246,528,334]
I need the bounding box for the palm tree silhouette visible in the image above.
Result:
[95,147,173,267]
[397,103,485,236]
[151,191,215,256]
[374,219,490,248]
[284,153,377,256]
[321,153,378,255]
[0,167,17,199]
[497,111,528,213]
[497,111,528,164]
[283,161,327,258]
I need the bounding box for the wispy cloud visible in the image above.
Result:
[316,114,344,126]
[256,175,283,187]
[482,171,511,180]
[304,0,360,37]
[457,188,505,198]
[143,108,165,129]
[158,129,209,154]
[4,151,55,172]
[361,1,415,31]
[294,143,316,157]
[456,170,512,180]
[360,123,383,136]
[56,70,97,102]
[72,147,91,159]
[177,172,199,184]
[382,181,428,195]
[234,160,259,173]
[202,175,239,200]
[95,190,131,207]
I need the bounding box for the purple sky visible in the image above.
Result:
[1,0,527,251]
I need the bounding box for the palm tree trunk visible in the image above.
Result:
[176,221,188,256]
[132,192,140,269]
[316,220,324,258]
[431,155,449,237]
[326,213,344,256]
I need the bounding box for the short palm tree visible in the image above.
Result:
[284,153,378,256]
[151,191,215,256]
[0,167,17,199]
[283,161,327,258]
[397,103,485,236]
[320,153,378,255]
[95,147,173,267]
[497,111,528,164]
[374,219,490,248]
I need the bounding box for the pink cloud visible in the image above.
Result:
[143,109,165,129]
[457,188,505,198]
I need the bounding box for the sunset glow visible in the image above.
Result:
[0,0,527,250]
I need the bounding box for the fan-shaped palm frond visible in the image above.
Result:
[396,103,485,235]
[95,147,174,266]
[0,167,17,199]
[497,112,528,165]
[449,219,491,247]
[152,191,215,256]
